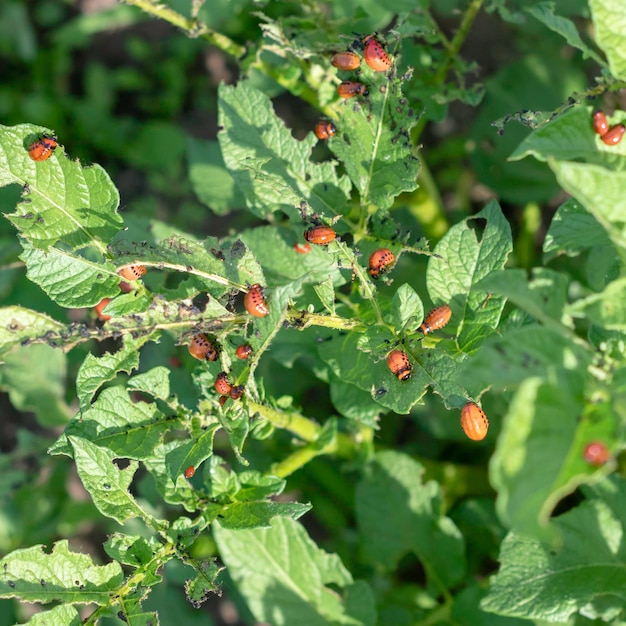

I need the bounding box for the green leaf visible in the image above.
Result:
[97,290,152,317]
[20,243,120,308]
[356,450,465,588]
[460,326,592,392]
[165,426,218,481]
[214,516,375,626]
[0,343,70,426]
[0,306,66,358]
[68,436,166,528]
[112,234,255,297]
[184,559,224,608]
[490,378,586,537]
[49,386,170,460]
[313,276,336,315]
[329,377,382,426]
[24,604,80,625]
[482,476,626,622]
[187,137,245,215]
[0,539,123,604]
[205,500,311,529]
[549,159,626,254]
[568,277,626,330]
[477,267,570,327]
[329,71,420,209]
[510,107,626,163]
[0,123,123,252]
[526,2,606,66]
[217,81,352,220]
[427,200,512,351]
[543,197,613,260]
[241,225,345,285]
[390,283,423,332]
[589,0,626,80]
[103,534,161,568]
[76,334,152,412]
[143,441,204,510]
[452,585,528,626]
[127,366,171,401]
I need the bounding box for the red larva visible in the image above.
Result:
[386,349,412,381]
[331,51,361,71]
[601,124,625,146]
[244,283,269,317]
[184,466,195,478]
[583,441,610,466]
[117,265,147,281]
[419,305,452,335]
[235,344,253,360]
[460,402,489,441]
[314,120,337,141]
[188,333,219,362]
[28,134,57,161]
[337,81,369,99]
[592,111,609,136]
[215,371,232,396]
[368,248,395,279]
[363,35,391,72]
[229,385,245,400]
[219,395,228,407]
[293,242,311,254]
[94,298,112,321]
[304,226,336,245]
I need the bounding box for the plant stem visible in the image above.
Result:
[285,307,367,332]
[413,0,485,141]
[270,431,356,478]
[247,400,321,442]
[123,0,246,58]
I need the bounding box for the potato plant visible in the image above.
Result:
[0,0,625,624]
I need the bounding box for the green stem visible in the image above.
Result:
[413,0,484,142]
[434,0,484,85]
[123,0,246,58]
[247,400,321,442]
[270,431,356,478]
[285,306,367,332]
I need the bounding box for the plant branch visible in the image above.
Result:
[122,0,246,58]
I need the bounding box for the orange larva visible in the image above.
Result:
[601,124,625,146]
[28,134,57,161]
[592,111,609,136]
[331,51,361,71]
[117,265,147,281]
[314,120,337,140]
[363,35,391,72]
[304,226,336,245]
[188,333,219,362]
[583,441,609,466]
[368,248,395,279]
[229,384,245,400]
[460,402,489,441]
[386,349,412,381]
[293,242,311,254]
[235,344,252,359]
[419,304,452,335]
[337,81,369,99]
[184,466,195,478]
[94,298,112,321]
[215,371,232,396]
[244,283,269,317]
